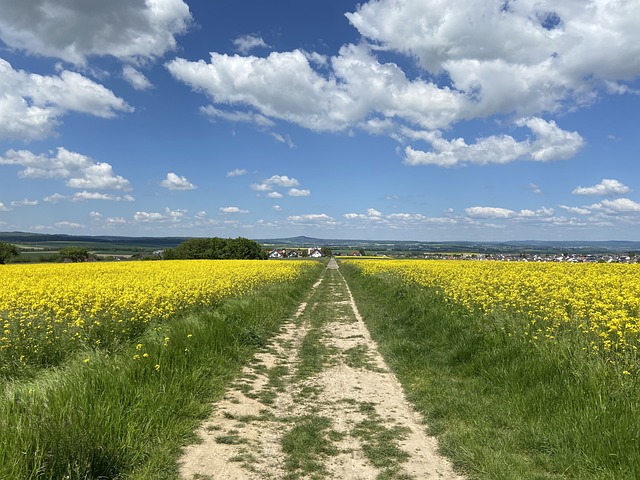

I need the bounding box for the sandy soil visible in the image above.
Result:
[178,258,463,480]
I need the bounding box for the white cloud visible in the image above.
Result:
[267,175,300,188]
[134,211,165,223]
[0,0,192,65]
[288,188,310,197]
[250,183,272,192]
[465,206,554,219]
[404,117,584,167]
[122,65,152,90]
[529,183,542,194]
[71,191,135,202]
[572,179,631,196]
[287,213,335,223]
[226,168,248,177]
[589,198,640,213]
[0,202,8,211]
[0,59,132,141]
[160,172,197,190]
[1,147,131,190]
[465,207,517,219]
[233,34,269,54]
[251,174,301,192]
[54,221,84,229]
[43,193,67,203]
[134,207,187,223]
[272,205,282,211]
[167,44,466,133]
[44,192,134,202]
[343,208,442,226]
[560,205,591,215]
[271,132,295,148]
[266,192,284,199]
[10,198,39,207]
[166,1,640,170]
[106,217,127,225]
[346,0,640,117]
[220,206,249,214]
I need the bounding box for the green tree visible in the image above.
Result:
[0,242,19,264]
[59,247,91,262]
[164,237,266,260]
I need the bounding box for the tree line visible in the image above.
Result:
[0,237,267,264]
[163,237,266,260]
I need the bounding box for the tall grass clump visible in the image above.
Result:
[0,261,323,480]
[341,263,640,480]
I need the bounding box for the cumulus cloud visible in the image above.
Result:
[0,0,192,65]
[572,179,631,196]
[54,221,84,229]
[347,0,640,116]
[267,192,284,199]
[0,147,131,190]
[251,175,301,192]
[122,65,152,90]
[589,198,640,213]
[0,59,132,141]
[404,117,584,167]
[45,192,134,202]
[464,207,516,219]
[166,1,638,168]
[559,205,592,215]
[11,198,38,207]
[287,213,335,223]
[134,207,187,223]
[167,44,466,133]
[160,172,197,190]
[465,206,554,219]
[288,188,310,197]
[233,34,269,54]
[226,168,248,177]
[71,191,135,202]
[219,206,249,214]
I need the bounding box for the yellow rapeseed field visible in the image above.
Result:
[344,259,640,360]
[0,260,315,367]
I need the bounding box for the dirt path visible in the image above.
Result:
[179,259,462,479]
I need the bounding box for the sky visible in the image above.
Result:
[1,0,640,242]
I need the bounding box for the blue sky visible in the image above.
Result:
[1,0,640,241]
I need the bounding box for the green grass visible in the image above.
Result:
[352,402,411,479]
[0,262,324,480]
[341,264,640,480]
[294,270,342,381]
[281,415,342,479]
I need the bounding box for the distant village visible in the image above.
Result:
[266,247,639,263]
[267,247,327,259]
[422,252,640,263]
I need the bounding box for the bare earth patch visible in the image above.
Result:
[179,259,463,480]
